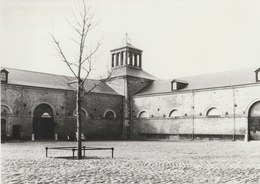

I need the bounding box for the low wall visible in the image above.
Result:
[133,116,247,140]
[4,116,123,140]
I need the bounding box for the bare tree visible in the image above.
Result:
[50,1,113,159]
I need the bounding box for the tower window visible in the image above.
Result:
[110,34,143,69]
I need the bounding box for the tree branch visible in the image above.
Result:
[50,33,78,79]
[81,39,102,65]
[80,68,114,98]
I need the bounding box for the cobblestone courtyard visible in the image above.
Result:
[1,141,260,183]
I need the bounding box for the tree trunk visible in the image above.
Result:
[76,85,82,159]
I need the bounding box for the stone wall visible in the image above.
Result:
[132,84,260,140]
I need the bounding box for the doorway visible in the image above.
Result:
[248,101,260,140]
[12,125,21,139]
[1,118,7,139]
[33,104,54,140]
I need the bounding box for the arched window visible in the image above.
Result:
[104,110,116,119]
[41,112,52,118]
[1,105,11,117]
[33,104,53,118]
[169,109,181,118]
[249,101,260,117]
[73,108,88,117]
[138,111,149,118]
[206,107,221,117]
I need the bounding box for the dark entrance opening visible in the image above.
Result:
[1,105,10,140]
[248,101,260,140]
[12,125,21,139]
[1,118,7,140]
[33,104,54,140]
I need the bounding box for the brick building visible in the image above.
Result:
[1,40,260,141]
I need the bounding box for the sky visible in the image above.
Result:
[1,0,260,79]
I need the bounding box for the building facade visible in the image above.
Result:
[1,40,260,141]
[1,69,123,140]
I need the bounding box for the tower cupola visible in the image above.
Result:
[110,34,142,69]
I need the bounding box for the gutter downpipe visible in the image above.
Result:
[232,86,236,142]
[192,90,195,140]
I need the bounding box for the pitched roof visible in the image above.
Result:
[110,42,142,52]
[123,42,139,50]
[2,68,121,95]
[111,66,158,80]
[136,67,260,95]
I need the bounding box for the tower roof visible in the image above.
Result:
[110,34,142,52]
[110,66,158,80]
[110,34,143,69]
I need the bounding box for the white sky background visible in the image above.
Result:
[1,0,260,79]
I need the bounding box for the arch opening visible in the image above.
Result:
[248,101,260,140]
[104,110,116,119]
[206,107,221,117]
[73,108,88,117]
[169,109,180,118]
[138,111,149,118]
[1,105,11,117]
[1,105,11,140]
[33,103,54,140]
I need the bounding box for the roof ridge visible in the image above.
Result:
[2,67,121,95]
[2,67,101,81]
[2,67,75,78]
[136,66,258,96]
[168,66,258,80]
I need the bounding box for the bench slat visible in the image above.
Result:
[45,146,114,159]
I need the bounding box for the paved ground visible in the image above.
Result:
[1,141,260,183]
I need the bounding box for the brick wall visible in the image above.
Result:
[1,84,123,140]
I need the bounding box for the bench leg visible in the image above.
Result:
[45,147,48,157]
[112,148,114,158]
[72,149,75,159]
[83,146,86,157]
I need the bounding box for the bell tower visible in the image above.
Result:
[111,34,142,69]
[107,34,156,139]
